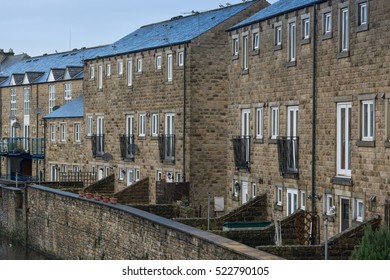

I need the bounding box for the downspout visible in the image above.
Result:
[182,44,187,182]
[36,84,39,180]
[310,3,318,244]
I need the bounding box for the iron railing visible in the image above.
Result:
[91,135,105,157]
[277,136,299,177]
[158,134,175,163]
[120,134,135,161]
[59,171,97,187]
[232,136,250,170]
[0,137,45,158]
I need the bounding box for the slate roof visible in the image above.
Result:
[50,68,66,80]
[89,1,255,59]
[228,0,327,31]
[44,95,84,119]
[0,46,110,87]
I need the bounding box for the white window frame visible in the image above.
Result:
[243,34,249,70]
[252,183,256,198]
[135,168,140,182]
[255,107,263,140]
[90,64,95,79]
[358,1,368,26]
[286,188,298,216]
[23,87,30,116]
[276,186,283,206]
[300,190,306,210]
[275,24,282,47]
[127,59,133,86]
[118,60,123,76]
[119,167,125,181]
[271,106,279,139]
[50,124,56,142]
[98,64,103,90]
[355,198,364,222]
[337,102,352,177]
[167,54,173,82]
[155,55,162,70]
[178,51,184,67]
[324,12,332,34]
[340,7,349,52]
[136,58,142,73]
[175,172,182,183]
[127,168,134,186]
[156,170,162,182]
[252,31,259,50]
[361,100,375,141]
[288,20,296,62]
[48,85,56,113]
[50,164,58,181]
[138,113,146,137]
[10,88,16,118]
[325,194,334,215]
[64,83,72,103]
[151,113,159,137]
[233,180,239,198]
[74,123,81,143]
[87,115,93,136]
[106,63,111,77]
[232,36,239,56]
[60,123,67,142]
[302,16,310,40]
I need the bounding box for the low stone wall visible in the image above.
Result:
[130,204,179,219]
[115,177,149,204]
[84,174,115,195]
[1,184,281,260]
[0,186,25,242]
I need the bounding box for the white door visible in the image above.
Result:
[286,188,298,216]
[242,181,248,204]
[98,167,103,180]
[337,103,352,176]
[127,169,133,186]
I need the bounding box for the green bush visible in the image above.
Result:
[350,224,390,260]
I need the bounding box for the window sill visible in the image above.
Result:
[287,60,297,68]
[356,24,368,33]
[251,49,260,56]
[253,138,263,144]
[274,205,283,211]
[268,138,278,144]
[274,45,282,51]
[321,32,333,40]
[332,176,353,186]
[301,38,310,45]
[241,69,249,75]
[165,81,173,85]
[135,72,142,76]
[232,195,239,202]
[151,136,159,140]
[232,55,239,61]
[138,136,146,140]
[337,50,350,59]
[356,140,375,147]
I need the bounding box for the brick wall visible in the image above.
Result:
[1,184,281,260]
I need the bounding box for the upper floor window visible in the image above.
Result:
[252,31,259,51]
[355,198,364,222]
[139,113,146,137]
[178,51,184,67]
[90,64,95,79]
[48,85,56,113]
[288,20,296,63]
[356,0,368,32]
[136,58,142,73]
[64,83,72,103]
[10,88,16,118]
[324,12,332,35]
[151,113,159,137]
[60,123,67,142]
[74,123,81,143]
[155,55,162,70]
[338,5,349,57]
[118,60,123,76]
[87,115,93,136]
[361,100,375,141]
[232,36,239,56]
[301,14,310,42]
[167,54,173,82]
[270,106,279,140]
[98,64,103,90]
[274,22,282,50]
[50,124,56,142]
[23,87,30,116]
[243,35,249,71]
[337,102,352,177]
[255,107,263,140]
[106,63,111,77]
[127,59,133,86]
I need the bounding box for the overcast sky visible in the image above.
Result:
[1,0,278,57]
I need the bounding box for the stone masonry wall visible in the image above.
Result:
[9,184,280,260]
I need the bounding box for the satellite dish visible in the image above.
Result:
[52,105,60,111]
[34,108,43,115]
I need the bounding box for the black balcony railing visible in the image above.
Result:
[277,136,299,177]
[0,137,45,158]
[232,136,250,171]
[120,134,135,161]
[158,134,175,163]
[91,135,105,157]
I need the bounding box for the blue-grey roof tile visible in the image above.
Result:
[44,95,84,119]
[93,1,255,58]
[229,0,326,30]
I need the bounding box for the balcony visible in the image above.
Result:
[277,136,299,178]
[158,134,175,163]
[0,137,45,158]
[91,135,105,158]
[232,136,250,171]
[120,134,135,161]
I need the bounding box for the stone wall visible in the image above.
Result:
[0,186,25,241]
[114,177,149,204]
[0,184,281,260]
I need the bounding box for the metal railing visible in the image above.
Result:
[0,137,45,157]
[120,134,135,160]
[232,136,250,170]
[91,135,105,157]
[158,134,175,163]
[277,136,299,177]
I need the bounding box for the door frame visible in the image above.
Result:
[340,197,350,232]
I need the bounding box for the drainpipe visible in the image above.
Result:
[182,44,187,183]
[36,84,39,180]
[310,3,318,245]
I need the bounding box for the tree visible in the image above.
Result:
[350,224,390,260]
